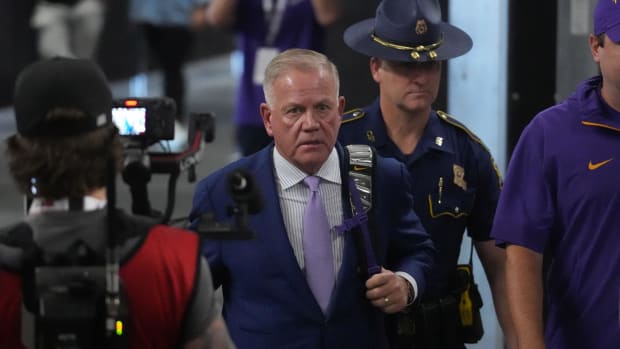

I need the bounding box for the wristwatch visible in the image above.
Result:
[405,280,415,306]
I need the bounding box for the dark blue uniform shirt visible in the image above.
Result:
[338,99,502,297]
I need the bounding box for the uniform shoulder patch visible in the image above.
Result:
[342,108,366,124]
[436,110,483,144]
[437,110,504,189]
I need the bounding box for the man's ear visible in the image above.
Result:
[590,34,602,64]
[370,57,382,83]
[260,103,273,136]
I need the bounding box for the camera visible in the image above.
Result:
[111,97,176,143]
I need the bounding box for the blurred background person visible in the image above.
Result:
[202,0,342,157]
[31,0,105,58]
[129,0,209,121]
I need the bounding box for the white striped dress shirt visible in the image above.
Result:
[273,147,345,277]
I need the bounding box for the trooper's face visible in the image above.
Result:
[371,57,442,115]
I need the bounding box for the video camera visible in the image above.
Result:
[111,97,175,145]
[111,97,214,225]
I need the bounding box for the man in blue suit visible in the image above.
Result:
[190,48,434,349]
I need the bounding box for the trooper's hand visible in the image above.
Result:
[365,267,410,314]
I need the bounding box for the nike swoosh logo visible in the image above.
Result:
[588,158,613,170]
[353,166,367,171]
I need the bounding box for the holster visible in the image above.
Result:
[394,264,484,348]
[456,264,484,343]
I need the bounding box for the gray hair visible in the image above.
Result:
[262,48,340,106]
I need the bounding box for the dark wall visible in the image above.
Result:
[506,0,557,160]
[0,0,37,107]
[325,0,380,110]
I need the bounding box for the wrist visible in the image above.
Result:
[402,277,415,306]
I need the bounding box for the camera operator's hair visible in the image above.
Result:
[6,108,122,200]
[262,48,340,106]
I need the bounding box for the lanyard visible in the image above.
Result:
[262,0,287,45]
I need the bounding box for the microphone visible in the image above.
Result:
[227,169,263,214]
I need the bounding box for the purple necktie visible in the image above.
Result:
[303,176,335,313]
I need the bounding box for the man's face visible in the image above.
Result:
[371,58,442,115]
[260,68,345,174]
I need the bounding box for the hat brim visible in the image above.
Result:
[344,18,473,62]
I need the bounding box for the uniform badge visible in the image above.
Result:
[415,19,428,35]
[435,137,443,146]
[453,164,467,190]
[366,130,375,142]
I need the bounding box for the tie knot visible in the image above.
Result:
[303,176,320,192]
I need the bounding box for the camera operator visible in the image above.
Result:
[0,57,236,349]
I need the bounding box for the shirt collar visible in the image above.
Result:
[29,196,107,215]
[273,147,341,190]
[578,76,620,131]
[367,99,455,156]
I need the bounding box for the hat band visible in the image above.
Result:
[371,33,444,61]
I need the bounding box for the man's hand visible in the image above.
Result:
[365,267,411,313]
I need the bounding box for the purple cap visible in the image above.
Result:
[594,0,620,43]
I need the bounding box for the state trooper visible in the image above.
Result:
[337,0,516,348]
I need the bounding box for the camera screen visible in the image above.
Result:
[112,107,147,136]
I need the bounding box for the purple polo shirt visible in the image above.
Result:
[233,0,324,126]
[492,76,620,348]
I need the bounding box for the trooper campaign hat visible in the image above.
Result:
[594,0,620,43]
[13,57,112,138]
[344,0,472,62]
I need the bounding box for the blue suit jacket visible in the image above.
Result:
[190,144,434,349]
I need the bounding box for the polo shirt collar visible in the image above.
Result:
[579,76,620,131]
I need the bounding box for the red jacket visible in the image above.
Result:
[0,224,200,349]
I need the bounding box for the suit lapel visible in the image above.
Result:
[249,148,323,317]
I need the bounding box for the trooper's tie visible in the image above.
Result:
[302,175,335,313]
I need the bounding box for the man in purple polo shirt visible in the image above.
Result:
[491,1,620,348]
[203,0,341,156]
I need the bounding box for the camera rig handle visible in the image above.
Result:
[122,112,215,225]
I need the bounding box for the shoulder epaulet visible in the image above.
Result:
[342,108,366,124]
[436,110,484,145]
[437,110,504,188]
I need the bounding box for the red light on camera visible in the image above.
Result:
[124,99,138,107]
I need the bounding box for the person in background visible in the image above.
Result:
[0,57,236,349]
[338,0,515,348]
[129,0,208,120]
[31,0,105,59]
[491,0,620,348]
[189,48,435,349]
[201,0,342,156]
